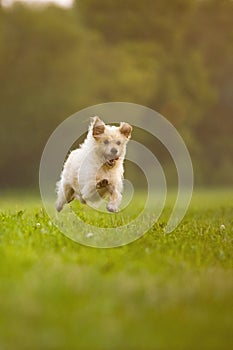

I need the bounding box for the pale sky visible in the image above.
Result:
[2,0,74,7]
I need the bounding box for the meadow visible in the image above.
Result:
[0,189,233,350]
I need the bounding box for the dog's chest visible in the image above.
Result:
[96,162,120,183]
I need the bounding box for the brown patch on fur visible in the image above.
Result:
[93,116,105,138]
[119,122,132,139]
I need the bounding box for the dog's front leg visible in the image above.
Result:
[81,182,101,203]
[107,185,122,213]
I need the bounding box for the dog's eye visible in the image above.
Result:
[104,140,109,145]
[116,141,121,145]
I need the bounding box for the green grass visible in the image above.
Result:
[0,189,233,350]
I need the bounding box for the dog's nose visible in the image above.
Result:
[111,148,118,155]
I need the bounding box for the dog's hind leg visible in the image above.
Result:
[56,182,74,212]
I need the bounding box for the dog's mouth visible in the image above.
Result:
[105,157,119,166]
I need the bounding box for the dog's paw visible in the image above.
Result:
[96,179,109,189]
[55,202,63,212]
[107,203,119,213]
[76,195,86,204]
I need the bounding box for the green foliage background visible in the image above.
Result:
[0,0,232,188]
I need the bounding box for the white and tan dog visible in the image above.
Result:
[56,116,132,212]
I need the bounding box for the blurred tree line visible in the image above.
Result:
[0,0,232,188]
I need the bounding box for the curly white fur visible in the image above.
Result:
[56,116,132,212]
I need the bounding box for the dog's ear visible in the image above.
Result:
[119,122,132,139]
[92,116,105,138]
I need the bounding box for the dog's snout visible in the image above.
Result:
[111,148,118,155]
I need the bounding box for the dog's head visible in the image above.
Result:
[91,116,132,164]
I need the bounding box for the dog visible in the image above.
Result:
[56,116,132,213]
